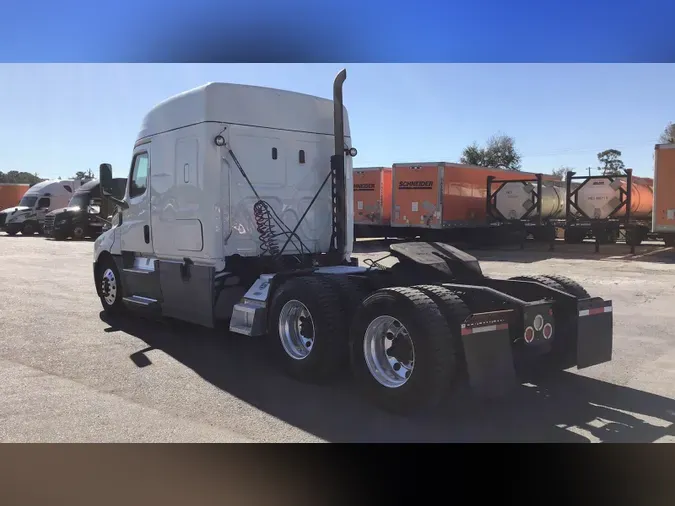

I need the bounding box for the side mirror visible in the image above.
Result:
[98,163,129,210]
[99,163,114,196]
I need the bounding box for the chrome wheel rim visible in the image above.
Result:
[363,315,415,388]
[101,268,117,306]
[278,299,315,360]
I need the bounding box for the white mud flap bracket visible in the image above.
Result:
[229,274,275,337]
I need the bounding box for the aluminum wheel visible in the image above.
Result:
[363,315,415,388]
[73,226,85,239]
[101,268,118,306]
[278,299,315,360]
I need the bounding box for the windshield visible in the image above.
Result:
[18,195,37,208]
[68,193,90,209]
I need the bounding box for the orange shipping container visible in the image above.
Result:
[353,167,392,226]
[391,162,559,228]
[0,183,30,210]
[653,144,675,235]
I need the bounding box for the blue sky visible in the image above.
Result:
[0,64,672,180]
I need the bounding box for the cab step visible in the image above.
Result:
[123,295,161,312]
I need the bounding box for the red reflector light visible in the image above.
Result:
[543,323,553,339]
[524,326,535,343]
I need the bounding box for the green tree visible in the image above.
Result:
[0,171,44,185]
[659,122,675,144]
[74,169,94,181]
[460,133,522,170]
[551,166,573,179]
[597,149,625,176]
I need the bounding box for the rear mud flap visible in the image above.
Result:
[460,310,517,398]
[576,298,613,369]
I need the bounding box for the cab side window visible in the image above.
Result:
[37,197,50,209]
[129,152,149,199]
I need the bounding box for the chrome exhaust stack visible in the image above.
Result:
[330,68,347,259]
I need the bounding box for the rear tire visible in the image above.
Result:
[349,286,455,415]
[564,229,586,244]
[539,275,590,299]
[412,284,471,380]
[509,275,565,291]
[320,275,370,323]
[625,228,644,247]
[268,276,347,383]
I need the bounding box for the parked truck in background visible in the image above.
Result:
[652,143,675,247]
[0,179,82,236]
[44,178,126,240]
[93,70,614,415]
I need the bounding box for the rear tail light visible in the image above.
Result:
[542,323,553,339]
[533,314,544,331]
[524,326,535,343]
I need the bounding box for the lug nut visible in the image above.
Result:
[385,331,394,340]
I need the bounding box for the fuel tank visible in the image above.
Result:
[575,177,653,220]
[495,182,567,220]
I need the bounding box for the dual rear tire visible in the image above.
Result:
[268,277,470,415]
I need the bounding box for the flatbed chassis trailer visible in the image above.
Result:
[565,169,650,254]
[486,173,566,251]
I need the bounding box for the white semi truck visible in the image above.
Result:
[93,70,614,414]
[0,179,82,236]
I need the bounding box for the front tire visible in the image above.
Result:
[96,256,125,315]
[21,221,37,236]
[72,226,85,240]
[268,276,347,383]
[349,286,455,415]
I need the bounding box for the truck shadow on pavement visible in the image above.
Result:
[101,312,675,443]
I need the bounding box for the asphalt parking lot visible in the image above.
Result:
[1,235,675,442]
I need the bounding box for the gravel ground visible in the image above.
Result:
[0,234,674,442]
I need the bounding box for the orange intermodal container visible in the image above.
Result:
[353,167,392,226]
[653,144,675,237]
[0,183,30,210]
[391,162,558,229]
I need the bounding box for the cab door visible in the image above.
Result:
[35,196,51,224]
[119,147,153,255]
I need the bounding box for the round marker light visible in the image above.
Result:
[533,314,544,331]
[542,323,553,340]
[214,135,225,146]
[524,326,535,343]
[347,147,358,157]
